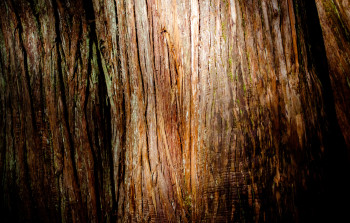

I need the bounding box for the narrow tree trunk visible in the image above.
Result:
[0,0,349,222]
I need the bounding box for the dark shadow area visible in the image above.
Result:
[299,0,350,222]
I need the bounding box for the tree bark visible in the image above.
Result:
[0,0,349,222]
[315,0,350,150]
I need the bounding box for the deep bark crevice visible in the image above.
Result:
[301,0,350,222]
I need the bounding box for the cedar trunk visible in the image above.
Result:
[0,0,349,222]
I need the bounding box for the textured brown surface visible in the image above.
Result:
[315,0,350,150]
[0,0,349,222]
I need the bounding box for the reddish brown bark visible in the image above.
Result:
[315,0,350,150]
[0,0,349,222]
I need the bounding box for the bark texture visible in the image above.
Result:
[315,0,350,150]
[0,0,349,222]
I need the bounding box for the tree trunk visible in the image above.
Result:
[315,0,350,150]
[0,0,349,222]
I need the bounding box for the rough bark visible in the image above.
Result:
[0,0,349,222]
[315,0,350,150]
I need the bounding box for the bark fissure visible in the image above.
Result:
[52,1,86,221]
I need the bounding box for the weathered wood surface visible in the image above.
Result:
[0,0,349,222]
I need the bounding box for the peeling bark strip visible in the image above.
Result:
[1,0,349,222]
